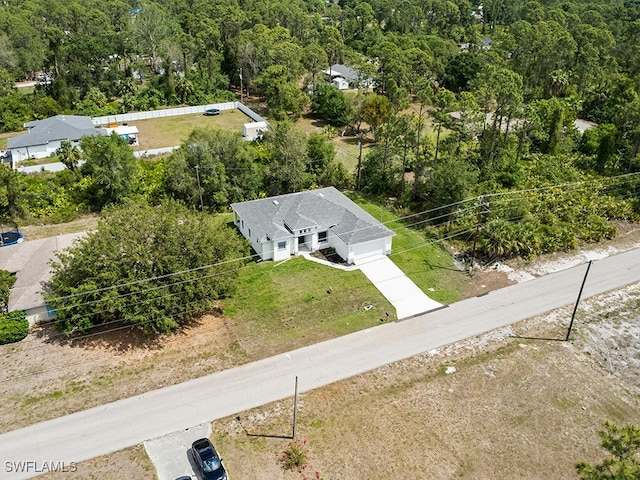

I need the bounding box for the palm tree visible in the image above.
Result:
[56,140,82,173]
[175,77,195,105]
[549,69,570,97]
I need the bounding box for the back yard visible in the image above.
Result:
[132,109,251,151]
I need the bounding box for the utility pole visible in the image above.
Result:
[356,136,363,191]
[239,68,243,104]
[194,165,204,211]
[471,196,490,265]
[565,260,592,341]
[292,376,299,439]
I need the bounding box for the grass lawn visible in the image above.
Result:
[223,257,395,360]
[0,131,21,150]
[133,109,252,150]
[295,114,372,174]
[347,192,468,304]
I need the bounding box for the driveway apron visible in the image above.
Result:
[356,256,442,319]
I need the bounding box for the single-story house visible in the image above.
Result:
[7,115,106,165]
[231,187,395,264]
[323,64,372,90]
[0,232,85,323]
[105,124,139,145]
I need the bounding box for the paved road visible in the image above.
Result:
[1,249,639,479]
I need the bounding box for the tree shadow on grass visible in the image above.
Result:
[235,416,293,440]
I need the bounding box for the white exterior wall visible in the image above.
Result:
[273,239,291,261]
[11,139,81,164]
[328,232,392,265]
[243,121,268,141]
[11,141,63,163]
[259,241,273,261]
[328,231,351,263]
[332,78,349,90]
[234,213,269,260]
[310,233,320,251]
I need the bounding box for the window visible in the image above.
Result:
[318,231,328,242]
[277,241,287,250]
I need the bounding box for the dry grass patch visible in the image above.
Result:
[0,314,246,433]
[19,214,100,241]
[35,444,155,480]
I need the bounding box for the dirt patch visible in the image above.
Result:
[0,314,245,433]
[35,444,155,480]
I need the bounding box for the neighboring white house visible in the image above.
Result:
[0,232,86,323]
[231,187,395,265]
[7,115,107,166]
[323,64,372,90]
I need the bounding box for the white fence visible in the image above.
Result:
[134,146,180,158]
[92,101,265,126]
[17,147,180,173]
[15,103,267,173]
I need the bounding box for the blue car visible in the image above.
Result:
[191,438,227,480]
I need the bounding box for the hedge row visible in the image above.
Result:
[0,310,29,345]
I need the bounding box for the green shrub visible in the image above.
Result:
[0,269,17,314]
[280,439,309,472]
[0,310,29,345]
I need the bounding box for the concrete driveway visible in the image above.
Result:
[144,423,211,480]
[356,256,442,319]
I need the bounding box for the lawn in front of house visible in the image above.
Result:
[347,192,468,304]
[223,256,395,360]
[132,109,253,150]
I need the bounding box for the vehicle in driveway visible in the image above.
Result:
[191,438,227,480]
[203,108,220,116]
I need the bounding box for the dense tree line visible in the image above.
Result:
[2,0,640,263]
[0,126,349,221]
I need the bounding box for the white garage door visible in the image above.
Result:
[352,238,388,264]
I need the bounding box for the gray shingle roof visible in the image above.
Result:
[231,187,395,245]
[325,64,359,82]
[7,115,106,149]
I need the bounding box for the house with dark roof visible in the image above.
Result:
[7,115,106,165]
[322,64,373,90]
[231,187,395,264]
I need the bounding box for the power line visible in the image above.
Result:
[12,174,640,341]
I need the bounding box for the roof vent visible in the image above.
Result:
[273,200,279,205]
[318,193,324,197]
